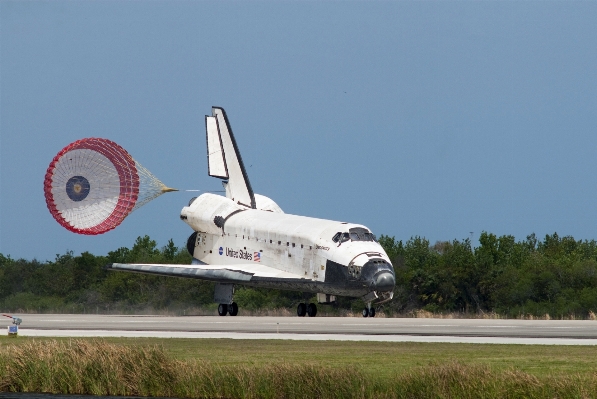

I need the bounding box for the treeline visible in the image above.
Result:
[380,232,597,317]
[0,236,306,314]
[2,233,597,318]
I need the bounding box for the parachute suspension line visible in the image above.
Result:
[132,160,178,211]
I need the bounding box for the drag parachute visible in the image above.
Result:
[44,138,177,235]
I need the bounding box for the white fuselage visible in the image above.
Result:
[180,193,395,297]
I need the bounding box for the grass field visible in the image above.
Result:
[4,336,597,378]
[1,336,597,397]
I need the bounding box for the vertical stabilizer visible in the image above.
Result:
[206,116,228,179]
[207,107,256,209]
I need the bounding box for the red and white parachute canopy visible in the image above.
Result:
[44,138,176,235]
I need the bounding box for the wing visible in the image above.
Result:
[106,262,308,284]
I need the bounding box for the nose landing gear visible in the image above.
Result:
[362,304,376,318]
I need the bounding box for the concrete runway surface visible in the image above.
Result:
[4,314,597,345]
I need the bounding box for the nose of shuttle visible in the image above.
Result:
[375,271,395,292]
[361,259,396,292]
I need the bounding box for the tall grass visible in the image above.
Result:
[0,339,363,398]
[0,339,596,398]
[390,361,597,399]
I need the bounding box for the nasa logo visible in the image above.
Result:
[218,247,223,255]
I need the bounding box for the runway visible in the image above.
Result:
[5,314,597,345]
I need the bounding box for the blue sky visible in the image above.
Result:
[1,1,596,261]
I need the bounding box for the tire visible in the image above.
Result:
[307,303,317,317]
[218,303,228,316]
[228,302,238,316]
[297,303,307,317]
[362,308,369,318]
[369,307,376,317]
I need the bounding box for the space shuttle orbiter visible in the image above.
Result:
[108,107,395,318]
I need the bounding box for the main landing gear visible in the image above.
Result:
[297,302,317,317]
[215,283,238,316]
[218,302,238,316]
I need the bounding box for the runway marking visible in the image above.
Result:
[472,326,518,328]
[472,325,587,329]
[406,324,462,327]
[10,329,597,345]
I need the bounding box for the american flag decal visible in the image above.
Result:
[254,252,261,262]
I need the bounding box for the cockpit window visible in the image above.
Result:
[333,228,377,243]
[332,232,341,243]
[333,232,350,243]
[349,227,377,242]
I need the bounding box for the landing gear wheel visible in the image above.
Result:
[228,302,238,316]
[218,303,228,316]
[362,308,369,318]
[307,303,317,317]
[369,307,376,317]
[297,303,307,317]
